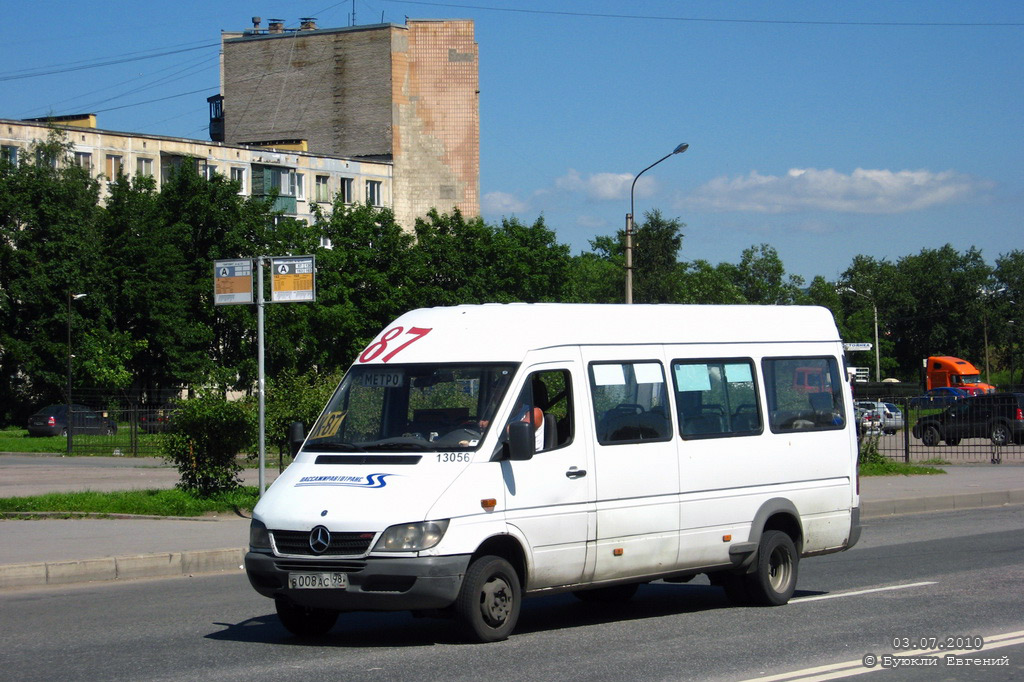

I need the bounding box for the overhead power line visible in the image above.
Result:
[0,43,220,83]
[384,0,1024,27]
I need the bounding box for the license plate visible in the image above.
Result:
[288,572,349,589]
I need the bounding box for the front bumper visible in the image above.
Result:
[244,551,471,611]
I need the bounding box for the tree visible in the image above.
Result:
[0,131,104,418]
[721,243,805,305]
[632,210,685,304]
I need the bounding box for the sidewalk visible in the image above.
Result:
[2,455,1024,590]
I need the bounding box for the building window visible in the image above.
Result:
[199,162,217,180]
[315,175,330,203]
[366,180,382,206]
[293,172,305,200]
[1,145,17,165]
[230,167,246,193]
[339,177,354,204]
[105,154,123,179]
[136,157,154,178]
[73,152,92,171]
[36,148,58,168]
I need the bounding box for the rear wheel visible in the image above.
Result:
[745,530,798,606]
[991,422,1011,447]
[945,437,961,446]
[921,425,940,447]
[275,598,339,637]
[455,555,521,642]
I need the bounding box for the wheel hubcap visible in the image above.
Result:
[768,547,792,592]
[480,576,512,625]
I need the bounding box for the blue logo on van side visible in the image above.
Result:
[295,473,394,488]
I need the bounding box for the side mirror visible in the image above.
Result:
[507,421,534,461]
[288,421,305,458]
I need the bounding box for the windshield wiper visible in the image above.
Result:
[362,439,433,451]
[304,441,368,452]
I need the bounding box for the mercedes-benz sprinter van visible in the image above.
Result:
[245,304,861,642]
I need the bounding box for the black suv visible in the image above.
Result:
[912,393,1024,446]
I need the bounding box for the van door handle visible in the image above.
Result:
[565,467,587,479]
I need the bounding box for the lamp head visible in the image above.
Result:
[673,143,689,155]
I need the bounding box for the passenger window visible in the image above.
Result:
[672,359,762,439]
[763,357,846,433]
[589,361,672,444]
[503,369,574,453]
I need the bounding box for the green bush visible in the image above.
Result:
[160,394,256,496]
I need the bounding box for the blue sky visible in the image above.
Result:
[3,1,1021,281]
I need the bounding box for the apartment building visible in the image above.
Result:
[1,115,392,236]
[214,17,480,231]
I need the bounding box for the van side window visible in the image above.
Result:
[672,359,762,439]
[589,361,672,444]
[763,357,846,433]
[503,369,574,452]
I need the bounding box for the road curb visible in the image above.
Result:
[3,493,1024,590]
[860,489,1024,519]
[0,547,245,590]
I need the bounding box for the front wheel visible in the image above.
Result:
[275,598,339,637]
[920,425,940,447]
[455,555,521,642]
[745,530,798,606]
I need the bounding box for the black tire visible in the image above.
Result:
[60,428,68,437]
[944,437,961,446]
[105,425,116,436]
[991,422,1011,447]
[719,573,754,605]
[455,555,521,642]
[745,530,798,606]
[573,583,639,603]
[921,425,940,447]
[275,597,339,637]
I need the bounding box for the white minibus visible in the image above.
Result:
[245,304,861,641]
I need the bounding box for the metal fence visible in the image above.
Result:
[860,395,1023,465]
[64,402,175,457]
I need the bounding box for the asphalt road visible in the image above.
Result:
[2,506,1023,681]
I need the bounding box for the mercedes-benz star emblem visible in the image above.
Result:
[309,525,331,555]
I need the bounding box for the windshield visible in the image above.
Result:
[303,363,517,453]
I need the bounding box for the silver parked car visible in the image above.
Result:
[856,401,903,435]
[881,402,904,434]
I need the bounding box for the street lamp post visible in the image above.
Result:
[625,142,688,304]
[67,291,87,455]
[842,286,880,382]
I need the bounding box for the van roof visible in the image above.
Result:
[360,304,842,364]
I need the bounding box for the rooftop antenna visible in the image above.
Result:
[350,0,356,26]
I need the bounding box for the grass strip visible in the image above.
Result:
[859,461,945,476]
[0,487,260,517]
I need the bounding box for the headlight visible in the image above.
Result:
[249,519,271,549]
[373,520,449,552]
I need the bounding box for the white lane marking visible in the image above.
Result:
[791,581,937,603]
[741,629,1024,682]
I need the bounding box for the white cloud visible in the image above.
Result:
[684,168,993,214]
[555,169,657,201]
[481,191,529,214]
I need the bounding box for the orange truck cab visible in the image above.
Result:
[925,356,995,396]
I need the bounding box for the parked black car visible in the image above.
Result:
[912,393,1024,446]
[26,404,118,437]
